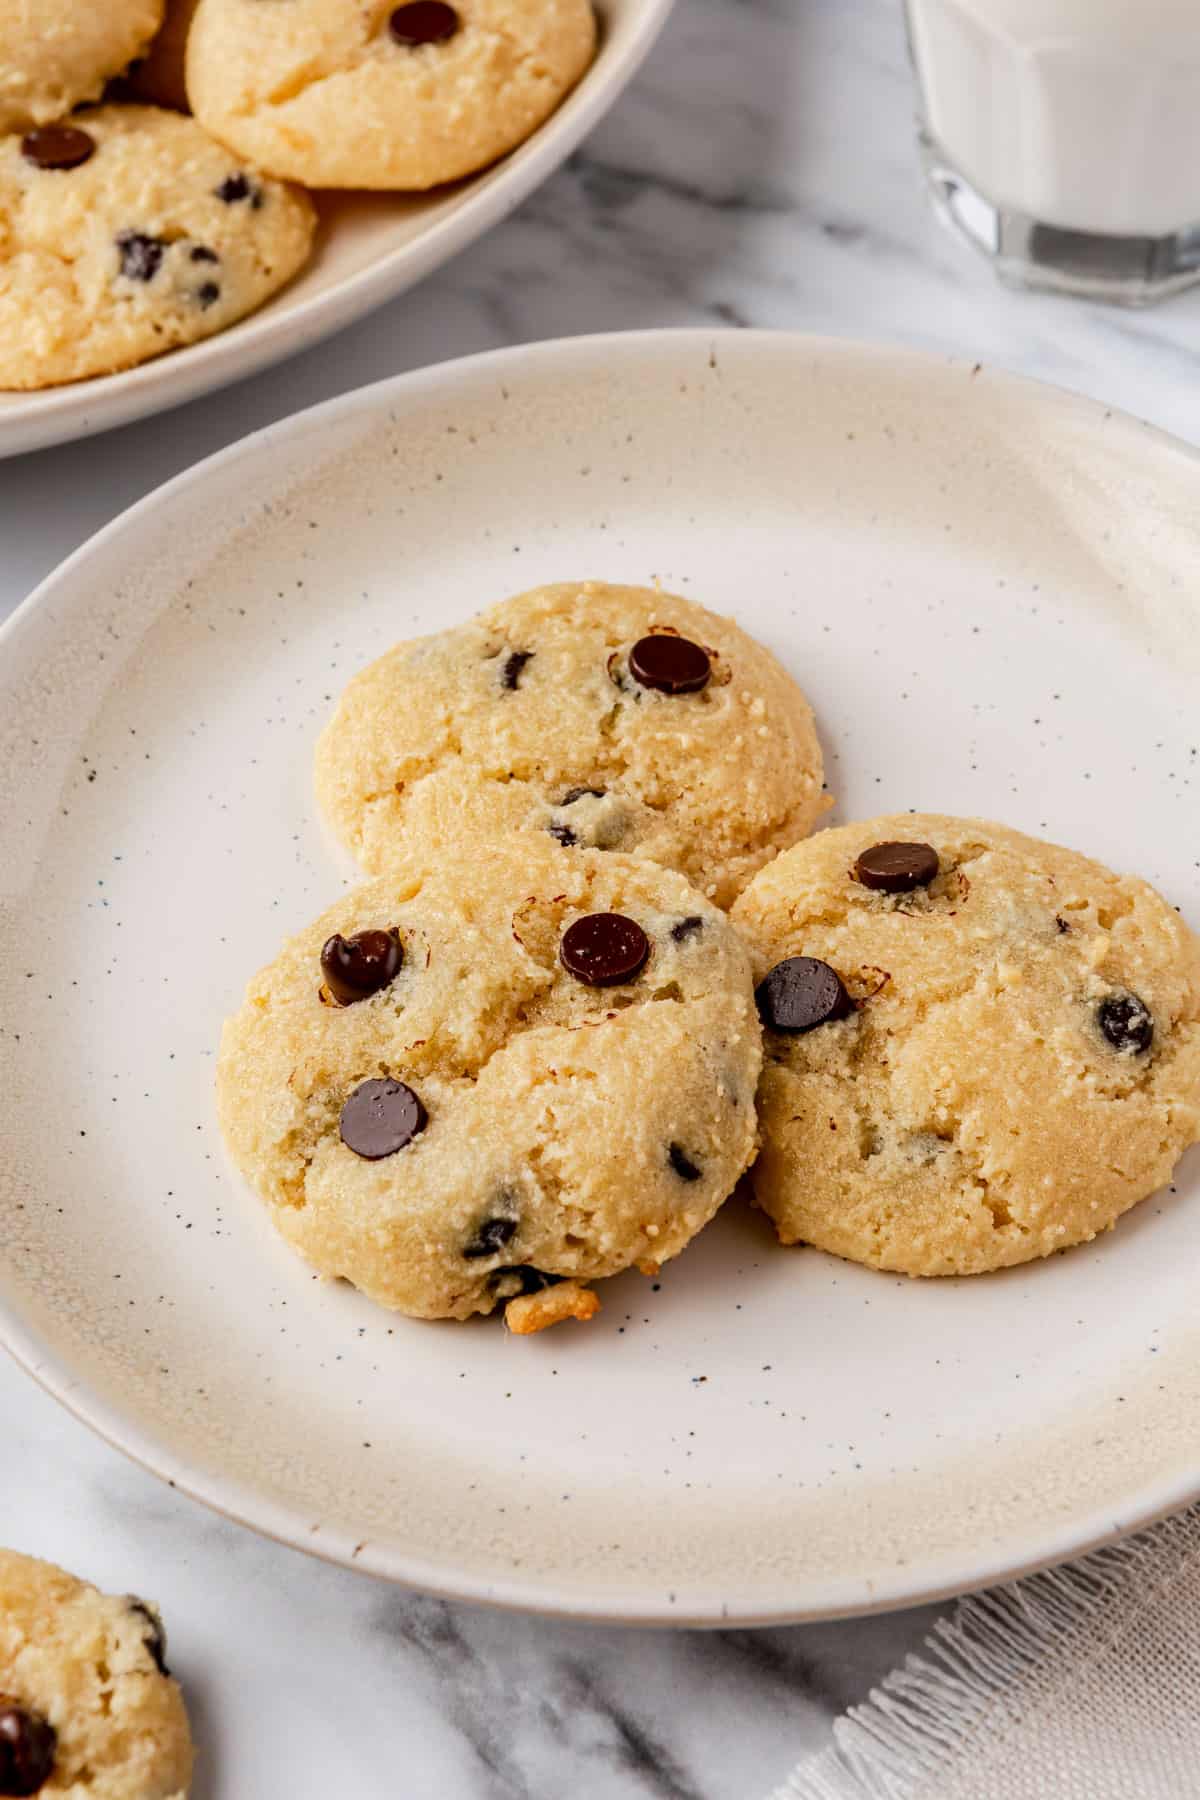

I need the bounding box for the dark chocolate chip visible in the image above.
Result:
[670,915,703,942]
[501,649,533,690]
[667,1143,701,1181]
[755,956,852,1033]
[195,281,221,308]
[463,1215,518,1259]
[561,786,605,805]
[189,245,219,263]
[628,633,711,694]
[126,1599,169,1676]
[115,231,165,281]
[853,841,940,894]
[215,172,262,207]
[491,1265,561,1296]
[1055,915,1070,933]
[20,124,96,170]
[320,929,402,1006]
[388,1,460,45]
[560,912,650,986]
[547,823,577,847]
[0,1700,56,1797]
[1098,992,1154,1055]
[339,1078,426,1159]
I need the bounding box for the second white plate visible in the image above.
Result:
[0,0,671,458]
[0,331,1197,1622]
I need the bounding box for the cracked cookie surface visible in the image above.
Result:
[0,1549,193,1800]
[0,105,314,389]
[315,581,828,909]
[731,813,1200,1276]
[217,837,761,1323]
[186,0,596,189]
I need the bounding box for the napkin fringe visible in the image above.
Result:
[771,1510,1199,1800]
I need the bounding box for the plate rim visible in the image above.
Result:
[3,327,1199,1625]
[0,0,674,461]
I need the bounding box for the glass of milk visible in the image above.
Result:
[905,0,1200,303]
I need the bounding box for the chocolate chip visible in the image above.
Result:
[853,841,940,894]
[628,634,711,694]
[668,1143,701,1181]
[501,649,533,690]
[20,124,95,170]
[755,957,852,1033]
[195,281,221,308]
[1055,915,1071,933]
[115,231,165,281]
[0,1701,56,1797]
[189,245,219,264]
[670,915,703,942]
[339,1078,426,1159]
[320,929,402,1006]
[1098,992,1154,1055]
[547,823,577,847]
[463,1215,518,1259]
[215,172,262,207]
[560,913,650,986]
[389,1,460,45]
[491,1265,561,1296]
[561,786,605,805]
[126,1599,169,1676]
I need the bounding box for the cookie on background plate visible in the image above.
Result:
[186,0,596,190]
[0,0,163,135]
[0,1549,193,1799]
[0,105,315,390]
[217,839,762,1331]
[315,581,829,909]
[731,813,1200,1277]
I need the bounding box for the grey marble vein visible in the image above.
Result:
[2,0,1199,1794]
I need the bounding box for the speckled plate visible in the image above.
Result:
[0,0,671,460]
[1,331,1198,1624]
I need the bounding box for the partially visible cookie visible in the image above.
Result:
[186,0,596,189]
[315,581,829,909]
[0,105,315,389]
[0,1549,193,1799]
[731,814,1200,1276]
[217,838,762,1327]
[0,0,163,135]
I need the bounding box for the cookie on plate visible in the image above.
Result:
[315,581,829,909]
[0,1549,193,1799]
[0,105,315,390]
[217,838,762,1329]
[0,0,163,135]
[731,813,1200,1276]
[186,0,596,190]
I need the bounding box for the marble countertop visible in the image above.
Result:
[4,1,1200,1794]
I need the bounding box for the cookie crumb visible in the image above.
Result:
[505,1281,600,1335]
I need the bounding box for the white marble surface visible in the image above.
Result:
[4,1,1200,1794]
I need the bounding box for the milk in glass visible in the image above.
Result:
[905,0,1200,301]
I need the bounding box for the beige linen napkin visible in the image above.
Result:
[772,1508,1200,1800]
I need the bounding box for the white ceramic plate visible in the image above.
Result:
[0,0,670,460]
[2,332,1198,1624]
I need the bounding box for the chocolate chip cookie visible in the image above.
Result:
[217,838,761,1328]
[0,104,315,389]
[0,0,163,134]
[315,581,829,909]
[186,0,596,189]
[731,813,1200,1276]
[0,1549,192,1799]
